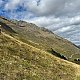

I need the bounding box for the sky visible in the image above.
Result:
[0,0,80,45]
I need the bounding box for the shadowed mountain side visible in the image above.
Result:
[0,21,16,33]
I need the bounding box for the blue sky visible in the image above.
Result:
[0,0,80,45]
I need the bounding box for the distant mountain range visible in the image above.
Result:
[0,16,80,80]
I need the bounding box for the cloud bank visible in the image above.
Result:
[0,0,80,45]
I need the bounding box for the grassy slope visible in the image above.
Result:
[0,32,80,80]
[0,17,80,61]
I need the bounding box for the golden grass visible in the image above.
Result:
[0,32,80,80]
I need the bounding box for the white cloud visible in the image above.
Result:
[26,0,66,16]
[56,26,71,33]
[5,0,21,10]
[27,16,61,27]
[26,0,80,17]
[0,0,4,7]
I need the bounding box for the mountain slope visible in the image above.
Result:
[0,32,80,80]
[0,16,80,62]
[0,16,80,80]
